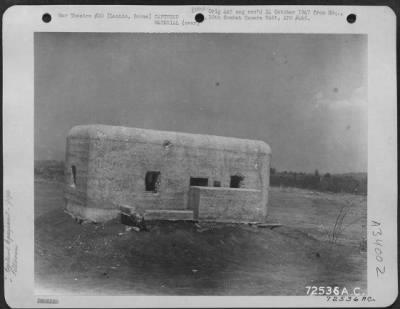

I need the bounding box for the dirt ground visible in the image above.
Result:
[34,179,367,295]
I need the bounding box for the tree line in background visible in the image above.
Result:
[270,168,367,195]
[35,160,65,182]
[34,160,367,196]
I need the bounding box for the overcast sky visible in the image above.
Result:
[35,32,367,173]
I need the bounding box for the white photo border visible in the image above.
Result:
[3,5,397,308]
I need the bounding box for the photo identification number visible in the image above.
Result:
[305,286,361,296]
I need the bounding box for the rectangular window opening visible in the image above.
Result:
[71,165,77,187]
[213,180,221,187]
[145,171,161,192]
[190,177,208,187]
[230,175,244,188]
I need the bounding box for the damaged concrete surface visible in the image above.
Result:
[64,125,270,223]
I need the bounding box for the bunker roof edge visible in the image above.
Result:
[67,125,271,155]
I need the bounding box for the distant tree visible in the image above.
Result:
[270,168,276,175]
[314,169,320,177]
[324,172,331,178]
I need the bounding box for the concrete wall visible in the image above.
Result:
[85,138,269,215]
[64,137,90,218]
[188,187,265,223]
[64,125,271,222]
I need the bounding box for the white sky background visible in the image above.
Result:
[34,33,367,174]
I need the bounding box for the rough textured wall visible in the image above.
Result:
[64,137,90,204]
[64,136,91,219]
[64,125,271,222]
[188,188,200,218]
[86,138,270,216]
[189,187,265,222]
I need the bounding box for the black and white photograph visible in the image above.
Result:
[3,5,397,308]
[33,31,369,295]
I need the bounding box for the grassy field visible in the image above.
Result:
[35,177,367,296]
[269,187,367,248]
